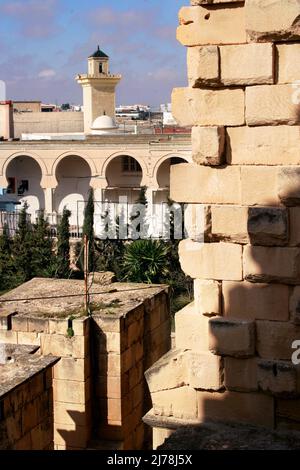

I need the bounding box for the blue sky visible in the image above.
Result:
[0,0,187,107]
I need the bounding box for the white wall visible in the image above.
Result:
[54,156,91,226]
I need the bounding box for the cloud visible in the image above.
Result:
[0,0,62,38]
[38,69,56,79]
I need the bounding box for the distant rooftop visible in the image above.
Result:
[89,46,109,59]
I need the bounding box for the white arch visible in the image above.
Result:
[101,152,148,188]
[51,151,97,185]
[1,151,47,182]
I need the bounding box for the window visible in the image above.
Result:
[122,156,142,173]
[17,180,29,195]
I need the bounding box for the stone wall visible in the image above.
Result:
[0,279,171,450]
[13,112,84,138]
[0,344,58,450]
[144,0,300,446]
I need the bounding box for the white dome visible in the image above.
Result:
[91,114,118,130]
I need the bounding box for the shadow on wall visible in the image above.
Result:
[203,176,300,431]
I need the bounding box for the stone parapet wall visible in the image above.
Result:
[144,0,300,447]
[0,344,58,450]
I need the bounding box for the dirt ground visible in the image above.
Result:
[158,422,300,450]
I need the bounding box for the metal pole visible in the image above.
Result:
[84,234,89,314]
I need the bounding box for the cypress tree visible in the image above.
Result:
[129,185,149,239]
[82,188,95,272]
[31,211,54,277]
[13,203,35,282]
[0,225,16,292]
[55,208,71,278]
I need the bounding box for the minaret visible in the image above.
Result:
[76,46,121,134]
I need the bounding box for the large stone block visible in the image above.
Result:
[192,126,225,166]
[152,386,198,419]
[220,43,274,86]
[244,245,300,284]
[289,208,300,246]
[211,205,248,244]
[194,279,221,316]
[177,5,246,46]
[278,167,300,206]
[145,349,187,394]
[224,357,258,392]
[257,359,297,396]
[227,126,300,166]
[246,85,300,126]
[170,163,241,204]
[40,334,87,359]
[247,207,288,246]
[223,281,289,322]
[209,317,255,357]
[187,351,223,390]
[197,390,274,427]
[179,239,243,281]
[241,167,279,206]
[256,320,300,360]
[175,302,210,352]
[211,205,288,245]
[245,0,300,42]
[53,379,90,404]
[277,44,300,83]
[172,87,245,127]
[187,46,219,87]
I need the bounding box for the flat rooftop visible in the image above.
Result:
[0,343,59,400]
[0,278,168,319]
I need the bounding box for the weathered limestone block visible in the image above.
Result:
[184,203,211,242]
[278,167,300,206]
[227,126,300,166]
[152,386,198,419]
[179,239,243,281]
[224,357,258,392]
[194,279,220,316]
[290,286,300,324]
[170,164,241,204]
[211,205,248,243]
[177,5,246,46]
[277,44,300,83]
[187,46,219,87]
[145,349,187,394]
[256,320,300,360]
[220,43,274,86]
[257,360,297,396]
[192,126,225,166]
[223,281,289,322]
[289,208,300,246]
[172,88,245,127]
[245,0,300,42]
[211,205,288,245]
[244,245,300,284]
[241,167,279,206]
[246,85,300,126]
[197,390,274,427]
[209,317,255,357]
[247,207,288,246]
[187,351,223,390]
[175,302,210,352]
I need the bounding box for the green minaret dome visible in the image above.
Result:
[89,45,109,59]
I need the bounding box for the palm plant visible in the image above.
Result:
[122,239,170,283]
